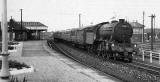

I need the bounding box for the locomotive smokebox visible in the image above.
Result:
[119,19,125,23]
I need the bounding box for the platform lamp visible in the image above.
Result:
[0,0,10,82]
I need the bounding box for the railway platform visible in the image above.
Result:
[9,40,122,82]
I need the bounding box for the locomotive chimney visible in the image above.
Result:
[119,19,125,23]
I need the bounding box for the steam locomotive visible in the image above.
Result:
[53,19,137,62]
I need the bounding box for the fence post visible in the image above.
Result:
[150,51,152,63]
[142,50,144,61]
[159,53,160,64]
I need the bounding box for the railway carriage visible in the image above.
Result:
[74,28,85,44]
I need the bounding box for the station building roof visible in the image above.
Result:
[0,20,48,31]
[17,22,48,31]
[129,22,144,28]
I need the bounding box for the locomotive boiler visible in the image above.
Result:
[53,19,136,62]
[98,19,133,42]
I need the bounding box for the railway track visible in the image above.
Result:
[106,56,160,76]
[47,40,160,82]
[131,61,160,75]
[107,57,160,76]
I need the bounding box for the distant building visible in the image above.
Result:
[144,28,160,41]
[40,32,53,40]
[130,21,144,42]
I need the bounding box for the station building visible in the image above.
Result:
[15,21,48,40]
[130,21,144,42]
[0,19,48,41]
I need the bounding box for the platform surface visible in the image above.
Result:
[10,40,122,82]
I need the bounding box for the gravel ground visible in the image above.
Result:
[57,42,160,82]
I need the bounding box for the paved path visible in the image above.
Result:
[10,40,121,82]
[22,41,50,57]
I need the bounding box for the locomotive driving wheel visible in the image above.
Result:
[128,53,133,62]
[113,52,117,60]
[102,50,106,58]
[106,51,112,60]
[105,51,109,59]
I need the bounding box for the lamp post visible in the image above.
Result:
[0,0,10,82]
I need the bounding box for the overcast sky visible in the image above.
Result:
[1,0,160,31]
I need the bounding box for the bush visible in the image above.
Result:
[0,60,30,69]
[10,76,27,82]
[8,42,19,45]
[8,46,14,50]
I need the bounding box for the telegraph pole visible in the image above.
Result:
[0,0,10,81]
[153,14,156,41]
[79,13,81,28]
[10,16,13,41]
[20,9,23,31]
[20,9,23,40]
[142,11,145,43]
[149,14,155,51]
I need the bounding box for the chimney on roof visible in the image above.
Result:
[111,20,118,23]
[119,19,125,23]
